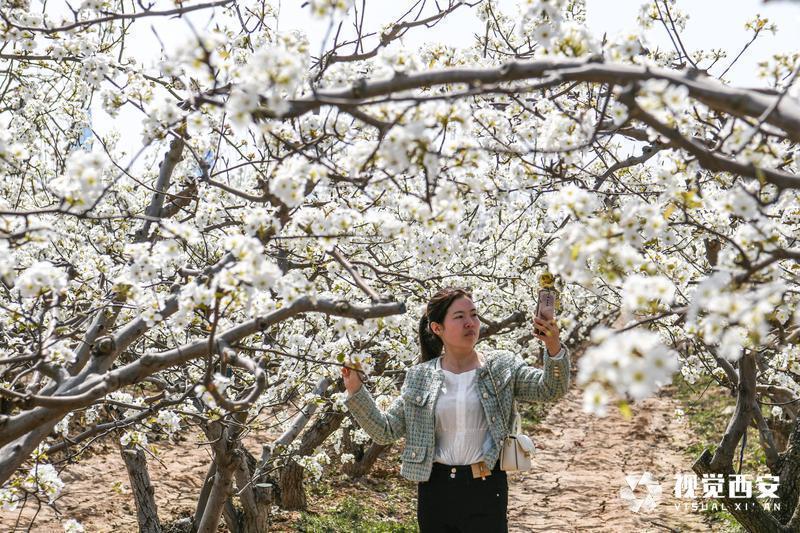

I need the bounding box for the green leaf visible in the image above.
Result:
[618,400,633,420]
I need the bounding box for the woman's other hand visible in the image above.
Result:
[341,365,363,396]
[533,316,562,357]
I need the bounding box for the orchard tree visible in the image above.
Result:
[0,0,799,531]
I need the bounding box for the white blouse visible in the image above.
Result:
[432,357,493,465]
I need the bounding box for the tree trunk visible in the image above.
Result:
[342,441,391,478]
[774,416,800,527]
[279,408,345,510]
[120,444,162,533]
[194,461,217,529]
[691,353,792,532]
[196,422,237,533]
[693,449,790,533]
[278,462,307,511]
[233,446,271,533]
[196,451,236,533]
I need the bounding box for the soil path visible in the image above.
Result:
[507,383,715,532]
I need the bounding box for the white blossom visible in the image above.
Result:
[15,261,68,299]
[22,463,64,503]
[49,150,108,212]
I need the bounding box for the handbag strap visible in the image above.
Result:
[485,358,512,436]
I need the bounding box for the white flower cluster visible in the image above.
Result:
[121,239,184,284]
[379,44,423,74]
[15,261,68,299]
[138,295,165,328]
[607,33,643,61]
[155,410,181,436]
[0,486,20,511]
[712,186,761,221]
[106,390,146,418]
[377,122,434,175]
[63,518,85,533]
[685,273,788,361]
[269,156,326,208]
[0,128,29,163]
[80,0,107,11]
[344,352,374,376]
[161,220,201,245]
[547,218,648,285]
[3,12,37,53]
[547,183,600,219]
[83,406,99,425]
[120,430,149,448]
[536,109,598,160]
[294,451,330,481]
[172,281,214,329]
[228,35,309,129]
[221,234,283,293]
[520,0,599,59]
[0,240,16,284]
[44,340,78,367]
[194,373,234,410]
[636,79,690,124]
[308,0,353,18]
[141,98,186,143]
[22,463,65,504]
[242,207,281,237]
[159,31,226,87]
[49,150,108,212]
[79,54,112,89]
[578,328,681,415]
[54,412,73,438]
[521,0,568,21]
[618,197,672,244]
[276,269,317,306]
[621,274,676,315]
[415,231,452,265]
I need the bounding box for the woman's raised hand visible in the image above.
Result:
[533,316,562,357]
[341,365,363,396]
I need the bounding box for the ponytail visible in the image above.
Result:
[418,314,444,363]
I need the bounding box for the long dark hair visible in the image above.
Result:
[418,287,473,363]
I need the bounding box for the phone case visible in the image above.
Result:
[535,288,556,335]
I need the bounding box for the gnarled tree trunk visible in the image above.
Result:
[279,407,346,510]
[120,443,161,533]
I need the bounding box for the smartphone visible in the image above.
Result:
[535,288,556,335]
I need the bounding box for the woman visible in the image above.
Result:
[341,287,570,532]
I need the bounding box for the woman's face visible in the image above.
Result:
[431,296,480,351]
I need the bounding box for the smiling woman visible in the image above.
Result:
[341,286,571,532]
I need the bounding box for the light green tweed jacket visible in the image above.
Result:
[344,346,571,482]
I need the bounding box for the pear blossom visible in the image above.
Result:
[63,519,85,533]
[22,463,64,503]
[15,261,68,298]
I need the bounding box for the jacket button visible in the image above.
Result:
[483,392,488,399]
[451,467,457,473]
[411,452,417,458]
[416,395,422,402]
[492,416,496,422]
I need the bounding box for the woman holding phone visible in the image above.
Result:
[341,286,571,532]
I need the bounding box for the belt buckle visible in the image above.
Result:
[470,461,491,480]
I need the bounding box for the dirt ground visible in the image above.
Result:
[2,373,718,532]
[507,383,715,532]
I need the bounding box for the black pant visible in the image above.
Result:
[417,461,508,533]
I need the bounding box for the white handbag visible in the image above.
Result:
[487,364,536,472]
